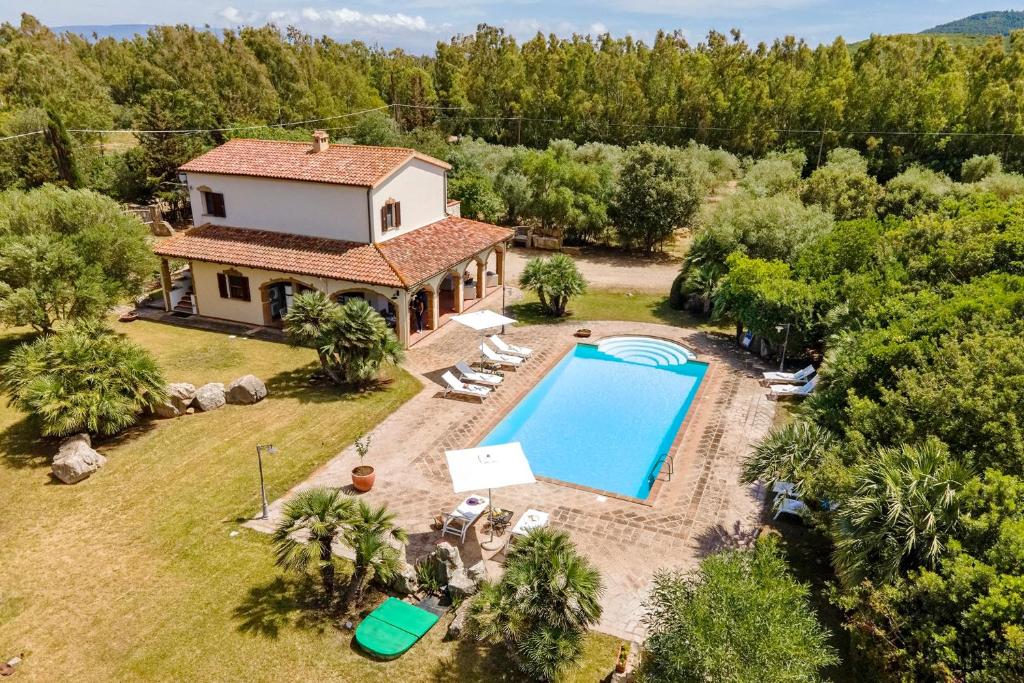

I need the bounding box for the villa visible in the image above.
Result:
[153,131,513,346]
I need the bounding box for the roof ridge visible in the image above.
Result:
[373,242,410,289]
[226,138,419,155]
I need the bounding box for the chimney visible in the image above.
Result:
[312,130,329,153]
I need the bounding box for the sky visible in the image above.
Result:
[3,1,1011,53]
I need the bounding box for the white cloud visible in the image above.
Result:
[217,6,441,33]
[589,22,608,34]
[615,0,819,17]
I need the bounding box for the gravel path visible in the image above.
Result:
[505,246,681,293]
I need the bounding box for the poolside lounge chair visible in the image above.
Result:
[773,496,808,521]
[355,597,440,660]
[489,334,533,358]
[441,495,490,543]
[762,364,815,385]
[455,360,503,387]
[769,376,818,400]
[441,371,491,401]
[480,342,524,368]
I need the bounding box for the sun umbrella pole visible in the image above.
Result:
[487,487,495,545]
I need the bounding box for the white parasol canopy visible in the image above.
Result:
[445,442,536,549]
[451,309,516,331]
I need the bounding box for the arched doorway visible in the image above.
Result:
[332,289,399,330]
[261,278,317,327]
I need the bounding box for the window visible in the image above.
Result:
[381,199,401,231]
[203,191,226,217]
[216,271,250,301]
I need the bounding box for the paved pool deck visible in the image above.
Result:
[246,291,777,641]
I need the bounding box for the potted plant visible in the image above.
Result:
[350,434,375,492]
[575,328,592,338]
[615,642,630,673]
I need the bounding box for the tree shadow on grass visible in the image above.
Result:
[429,638,528,683]
[0,415,50,470]
[505,301,567,326]
[233,574,340,639]
[265,362,395,404]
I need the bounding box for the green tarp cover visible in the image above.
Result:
[355,598,440,659]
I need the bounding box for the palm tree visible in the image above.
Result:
[832,439,971,586]
[342,500,408,609]
[470,527,603,681]
[684,263,722,315]
[284,293,403,386]
[0,321,166,436]
[519,254,587,317]
[742,420,837,491]
[272,487,354,597]
[282,290,345,384]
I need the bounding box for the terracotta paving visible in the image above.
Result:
[246,289,777,641]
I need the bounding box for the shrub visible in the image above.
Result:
[881,166,953,219]
[961,153,1002,182]
[739,157,802,197]
[0,322,167,437]
[639,536,837,682]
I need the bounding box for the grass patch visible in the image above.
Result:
[0,320,619,681]
[509,288,731,333]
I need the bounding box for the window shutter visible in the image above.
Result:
[239,276,251,302]
[394,202,401,227]
[214,193,226,217]
[217,273,228,298]
[380,206,387,229]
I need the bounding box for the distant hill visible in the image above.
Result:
[921,10,1024,36]
[52,24,153,40]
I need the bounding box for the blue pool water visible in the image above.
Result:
[480,337,708,499]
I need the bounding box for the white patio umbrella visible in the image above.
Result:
[445,442,536,550]
[451,309,517,366]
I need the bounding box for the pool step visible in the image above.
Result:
[596,336,695,367]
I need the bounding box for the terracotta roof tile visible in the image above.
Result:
[153,217,512,289]
[179,138,451,188]
[153,225,403,287]
[377,216,512,286]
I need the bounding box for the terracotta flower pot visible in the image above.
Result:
[351,465,375,492]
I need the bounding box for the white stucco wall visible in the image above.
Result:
[185,172,372,242]
[371,158,448,243]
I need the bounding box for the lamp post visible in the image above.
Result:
[501,285,509,334]
[775,323,791,372]
[255,443,278,519]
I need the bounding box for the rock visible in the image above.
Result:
[446,597,474,639]
[390,561,419,596]
[193,382,226,412]
[52,435,107,484]
[446,569,477,599]
[226,375,268,405]
[466,560,487,584]
[154,382,196,418]
[150,220,175,237]
[431,542,463,584]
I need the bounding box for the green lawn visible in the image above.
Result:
[0,320,619,681]
[509,288,730,333]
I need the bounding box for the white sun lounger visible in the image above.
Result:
[480,342,524,368]
[762,364,815,385]
[441,371,491,401]
[769,375,818,400]
[455,360,503,386]
[442,495,490,543]
[489,335,533,358]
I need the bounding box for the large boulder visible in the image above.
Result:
[389,561,419,596]
[193,382,226,412]
[226,375,268,405]
[154,382,196,418]
[430,541,464,585]
[446,569,478,599]
[52,434,106,484]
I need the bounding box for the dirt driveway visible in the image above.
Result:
[505,246,682,293]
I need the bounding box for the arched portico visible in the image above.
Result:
[259,277,320,327]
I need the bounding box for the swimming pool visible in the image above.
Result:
[479,337,708,499]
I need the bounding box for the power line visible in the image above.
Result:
[0,130,45,142]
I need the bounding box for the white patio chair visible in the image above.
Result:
[762,364,815,385]
[441,371,491,401]
[773,496,808,521]
[441,495,490,543]
[455,360,503,386]
[488,335,533,358]
[769,375,819,400]
[480,342,524,368]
